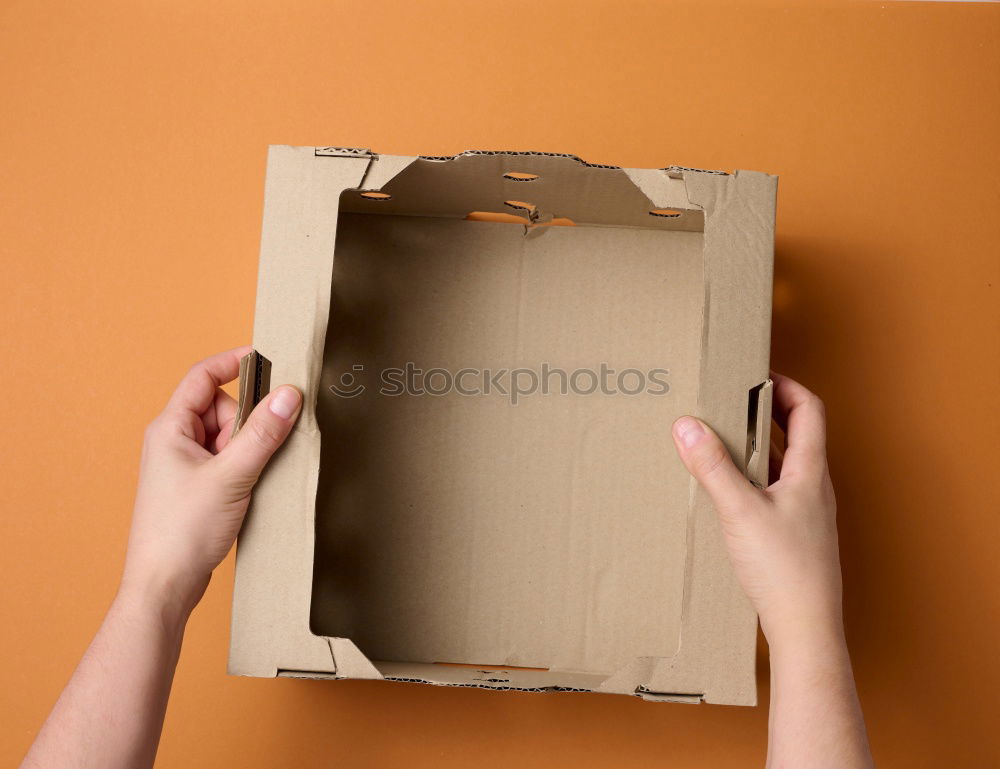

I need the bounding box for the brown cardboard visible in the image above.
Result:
[229,146,776,705]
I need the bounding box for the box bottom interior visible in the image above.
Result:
[309,212,707,680]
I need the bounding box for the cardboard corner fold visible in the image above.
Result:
[328,638,383,680]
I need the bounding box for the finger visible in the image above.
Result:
[768,434,785,486]
[207,389,238,453]
[770,371,827,479]
[167,346,252,416]
[211,385,302,497]
[769,370,792,435]
[672,416,764,517]
[202,388,223,437]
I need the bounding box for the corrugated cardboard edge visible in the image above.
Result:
[228,147,776,706]
[232,350,271,437]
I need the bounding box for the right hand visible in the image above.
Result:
[671,372,843,652]
[121,348,302,618]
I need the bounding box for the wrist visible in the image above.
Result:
[758,582,845,650]
[117,568,207,630]
[764,612,851,677]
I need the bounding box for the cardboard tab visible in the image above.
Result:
[232,350,271,437]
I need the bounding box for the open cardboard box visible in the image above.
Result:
[229,146,776,705]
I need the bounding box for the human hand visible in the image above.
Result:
[120,347,302,617]
[671,372,843,654]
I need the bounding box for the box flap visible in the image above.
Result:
[338,150,703,231]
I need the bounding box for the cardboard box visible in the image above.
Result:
[229,146,776,705]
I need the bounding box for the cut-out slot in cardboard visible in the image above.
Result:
[746,381,765,468]
[465,210,530,224]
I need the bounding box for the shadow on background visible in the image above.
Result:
[772,235,982,755]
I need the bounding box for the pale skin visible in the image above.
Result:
[672,372,874,768]
[20,351,874,769]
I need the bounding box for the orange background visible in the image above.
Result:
[2,1,998,767]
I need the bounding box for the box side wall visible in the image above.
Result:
[229,146,374,676]
[599,170,776,705]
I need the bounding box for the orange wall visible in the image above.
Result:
[2,2,997,767]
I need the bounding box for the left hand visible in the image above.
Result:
[120,347,302,616]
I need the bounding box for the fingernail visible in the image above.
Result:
[674,416,706,449]
[268,386,301,419]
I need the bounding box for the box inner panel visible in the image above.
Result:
[311,212,705,675]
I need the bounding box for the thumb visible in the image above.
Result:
[213,385,302,497]
[672,416,760,517]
